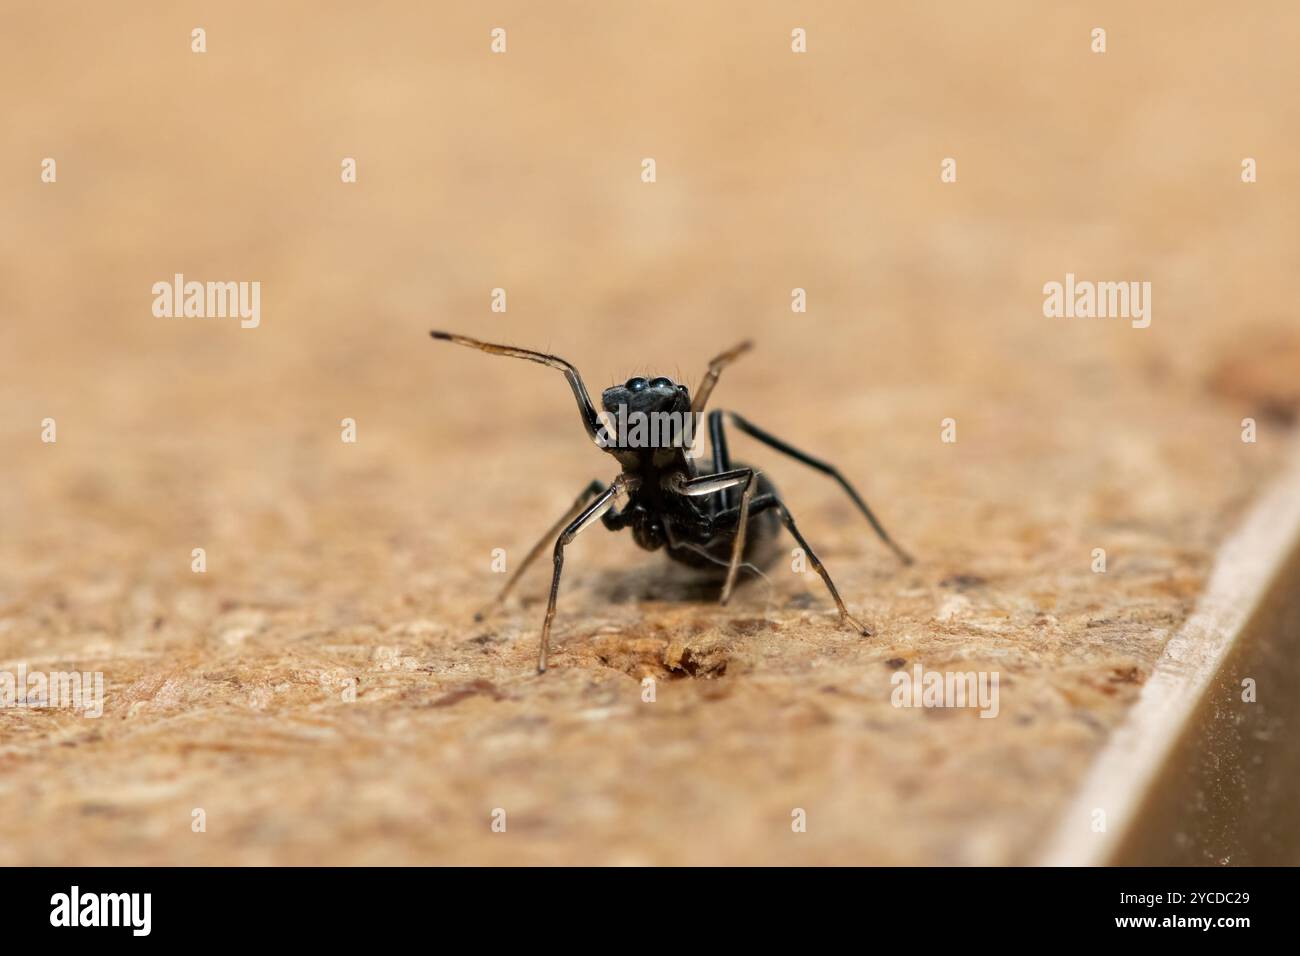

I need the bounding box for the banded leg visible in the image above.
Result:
[722,410,913,565]
[538,476,635,673]
[475,479,605,621]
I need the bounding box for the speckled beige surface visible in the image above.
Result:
[1,1,1298,865]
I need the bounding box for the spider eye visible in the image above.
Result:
[649,377,674,389]
[626,377,648,392]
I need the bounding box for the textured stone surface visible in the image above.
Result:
[2,2,1297,864]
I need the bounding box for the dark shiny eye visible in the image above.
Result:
[649,377,674,389]
[626,377,648,392]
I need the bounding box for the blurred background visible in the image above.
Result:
[2,1,1298,864]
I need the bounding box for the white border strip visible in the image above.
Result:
[1037,436,1300,865]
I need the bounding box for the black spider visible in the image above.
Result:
[430,330,912,671]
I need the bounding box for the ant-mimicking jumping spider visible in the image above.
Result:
[430,330,912,672]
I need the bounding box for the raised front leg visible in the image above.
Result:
[429,331,605,445]
[691,340,753,416]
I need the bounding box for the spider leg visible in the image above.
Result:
[538,475,635,673]
[690,340,753,416]
[429,331,604,445]
[713,493,872,636]
[707,408,733,513]
[474,479,606,621]
[721,410,913,565]
[665,521,765,580]
[668,467,757,607]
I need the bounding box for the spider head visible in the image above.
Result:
[597,376,694,462]
[600,376,690,417]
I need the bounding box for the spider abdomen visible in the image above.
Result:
[665,467,782,576]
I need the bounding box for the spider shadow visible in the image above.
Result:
[587,555,779,607]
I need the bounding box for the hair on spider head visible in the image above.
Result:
[600,375,690,416]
